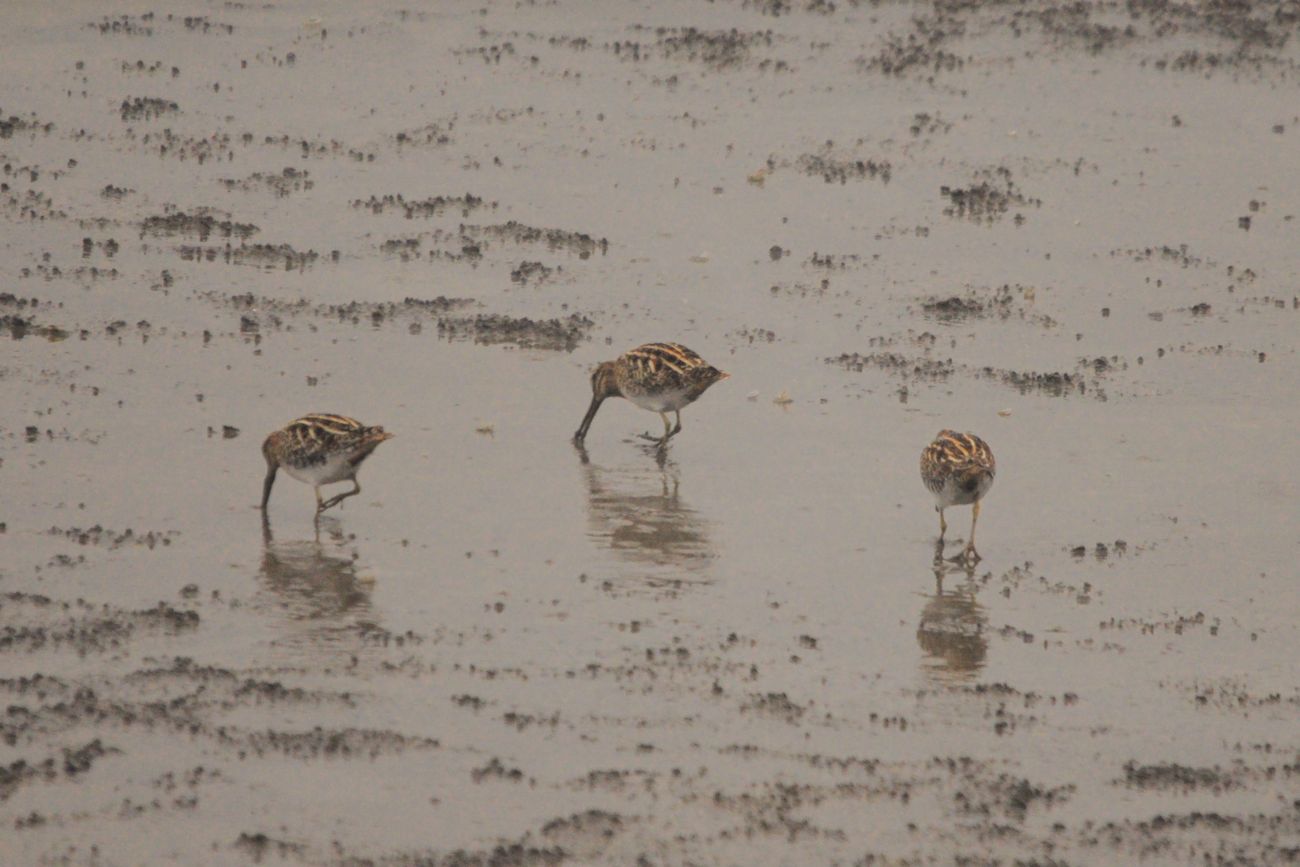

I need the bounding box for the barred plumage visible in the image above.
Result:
[574,343,729,446]
[261,414,394,513]
[921,430,996,562]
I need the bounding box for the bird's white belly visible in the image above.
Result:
[283,453,353,486]
[935,473,994,508]
[627,387,691,413]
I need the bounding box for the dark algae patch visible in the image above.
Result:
[352,193,497,219]
[141,208,258,241]
[796,145,892,185]
[0,595,198,655]
[0,740,118,802]
[1121,761,1239,791]
[177,242,320,269]
[119,97,179,122]
[437,313,594,351]
[941,168,1041,223]
[828,352,1113,398]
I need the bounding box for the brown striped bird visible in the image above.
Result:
[261,414,394,513]
[574,343,729,447]
[920,430,996,562]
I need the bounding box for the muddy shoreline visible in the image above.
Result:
[2,1,1298,864]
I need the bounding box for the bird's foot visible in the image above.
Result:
[945,545,980,565]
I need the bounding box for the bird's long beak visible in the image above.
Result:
[260,465,278,511]
[574,395,603,442]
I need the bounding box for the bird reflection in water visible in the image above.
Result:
[258,514,382,663]
[916,544,988,683]
[576,443,716,592]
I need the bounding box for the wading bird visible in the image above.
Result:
[261,414,394,513]
[921,430,996,562]
[574,343,729,447]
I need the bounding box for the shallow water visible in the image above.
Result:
[2,1,1298,864]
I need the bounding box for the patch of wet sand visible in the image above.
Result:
[1,0,1298,864]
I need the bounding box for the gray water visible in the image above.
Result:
[2,1,1298,864]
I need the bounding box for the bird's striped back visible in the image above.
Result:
[921,430,996,494]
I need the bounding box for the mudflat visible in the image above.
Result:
[2,1,1297,865]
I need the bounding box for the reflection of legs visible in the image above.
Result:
[320,479,361,512]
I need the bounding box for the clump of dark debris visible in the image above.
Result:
[941,168,1040,223]
[393,119,455,146]
[437,313,593,351]
[910,112,952,136]
[828,352,956,383]
[1032,4,1138,54]
[1121,761,1238,791]
[213,726,439,760]
[232,833,306,862]
[0,593,199,654]
[987,367,1084,397]
[119,97,179,122]
[217,167,313,197]
[0,113,55,138]
[805,251,860,269]
[741,691,807,722]
[858,32,963,77]
[178,15,233,35]
[828,352,1110,399]
[353,193,496,219]
[215,294,595,354]
[47,526,178,549]
[0,739,118,802]
[540,809,624,858]
[216,292,475,330]
[91,14,154,37]
[472,221,608,258]
[922,296,985,318]
[178,243,319,270]
[510,261,557,285]
[1112,244,1206,268]
[0,293,43,309]
[612,26,782,70]
[742,0,838,17]
[919,285,1056,326]
[141,208,259,242]
[796,144,891,184]
[471,757,526,783]
[0,315,68,341]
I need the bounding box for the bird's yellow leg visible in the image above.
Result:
[322,480,362,511]
[964,501,982,562]
[639,413,674,445]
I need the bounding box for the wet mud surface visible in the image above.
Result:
[2,1,1298,864]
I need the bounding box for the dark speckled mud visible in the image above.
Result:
[2,1,1298,865]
